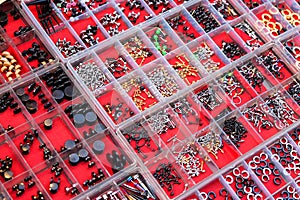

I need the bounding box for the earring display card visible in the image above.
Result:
[1,0,300,199]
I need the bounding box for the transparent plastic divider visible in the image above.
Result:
[170,136,219,184]
[184,0,228,28]
[229,12,271,44]
[3,169,52,200]
[252,2,294,39]
[32,155,85,196]
[0,182,11,200]
[163,6,206,38]
[241,160,274,198]
[67,51,115,92]
[141,57,187,98]
[165,45,208,80]
[20,1,86,62]
[92,80,141,128]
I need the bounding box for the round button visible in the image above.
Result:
[92,140,105,154]
[74,114,85,127]
[49,182,59,194]
[78,148,89,160]
[85,112,97,126]
[64,140,76,150]
[64,86,77,100]
[3,170,13,181]
[44,119,53,130]
[52,90,64,103]
[20,94,30,103]
[21,143,30,155]
[15,88,25,97]
[25,99,38,114]
[69,153,80,166]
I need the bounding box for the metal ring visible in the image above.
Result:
[225,175,234,184]
[260,152,268,161]
[261,174,269,182]
[281,190,289,198]
[273,168,280,176]
[260,160,268,168]
[281,9,292,16]
[262,13,272,21]
[273,177,282,185]
[200,192,208,200]
[207,191,216,200]
[240,170,249,179]
[249,161,257,169]
[233,168,241,177]
[293,20,300,27]
[293,191,300,199]
[287,185,295,193]
[253,156,261,164]
[266,21,276,30]
[247,193,255,199]
[244,186,252,194]
[271,154,280,162]
[263,168,272,175]
[219,188,228,197]
[255,167,263,176]
[252,185,261,194]
[280,137,288,144]
[254,194,263,200]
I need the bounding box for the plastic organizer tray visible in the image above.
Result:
[0,0,300,199]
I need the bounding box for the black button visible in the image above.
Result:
[92,140,105,154]
[49,182,59,194]
[64,86,77,100]
[69,153,80,166]
[21,94,30,103]
[85,112,97,126]
[78,148,89,160]
[15,88,25,97]
[64,140,76,150]
[25,100,38,114]
[20,143,30,155]
[0,12,8,27]
[52,90,64,103]
[73,114,85,127]
[44,119,53,130]
[3,170,13,181]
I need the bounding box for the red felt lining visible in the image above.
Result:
[70,17,107,47]
[167,55,202,85]
[15,82,55,118]
[144,1,173,15]
[118,0,151,25]
[39,115,77,152]
[94,7,129,36]
[147,158,189,198]
[86,133,130,175]
[0,98,27,129]
[35,164,76,199]
[166,14,201,44]
[122,36,158,67]
[15,38,53,69]
[1,46,31,82]
[246,156,286,193]
[126,83,158,111]
[145,26,178,55]
[0,142,27,183]
[97,46,134,79]
[211,32,246,61]
[96,90,137,124]
[199,179,233,199]
[255,10,286,37]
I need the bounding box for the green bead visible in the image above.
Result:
[154,41,159,46]
[156,45,161,50]
[162,50,167,56]
[153,34,158,41]
[155,28,161,35]
[162,45,167,50]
